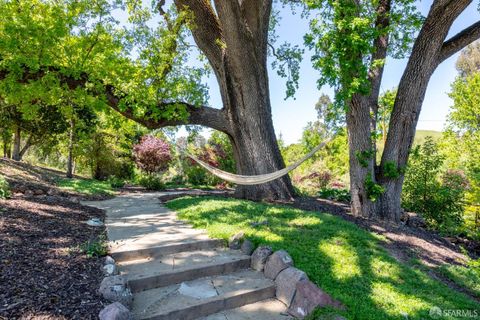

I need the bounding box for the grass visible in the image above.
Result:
[437,263,480,298]
[166,196,480,320]
[56,178,115,196]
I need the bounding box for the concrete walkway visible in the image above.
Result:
[83,192,291,320]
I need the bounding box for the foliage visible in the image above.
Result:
[364,173,384,202]
[0,175,10,199]
[355,149,374,168]
[78,237,108,258]
[166,196,479,320]
[305,0,422,104]
[107,176,125,188]
[403,137,467,232]
[377,89,396,145]
[441,65,480,239]
[133,135,172,175]
[318,188,350,203]
[179,131,236,187]
[456,41,480,77]
[137,174,165,191]
[57,178,114,196]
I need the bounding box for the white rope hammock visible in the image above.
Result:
[183,137,332,185]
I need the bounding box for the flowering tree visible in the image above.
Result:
[133,135,172,175]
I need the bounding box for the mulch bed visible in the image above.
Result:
[0,195,107,320]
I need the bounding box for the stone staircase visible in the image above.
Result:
[114,239,291,320]
[83,192,291,320]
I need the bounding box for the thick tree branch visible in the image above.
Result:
[103,85,231,133]
[0,65,232,135]
[240,0,272,57]
[439,21,480,62]
[174,0,223,72]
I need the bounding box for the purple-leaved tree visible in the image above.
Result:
[133,135,172,175]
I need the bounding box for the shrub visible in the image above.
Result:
[107,176,125,188]
[0,175,10,199]
[80,239,108,258]
[133,135,172,175]
[403,137,468,232]
[137,174,165,190]
[318,187,351,203]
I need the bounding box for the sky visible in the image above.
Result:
[193,1,480,145]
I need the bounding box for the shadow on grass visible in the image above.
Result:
[166,196,480,320]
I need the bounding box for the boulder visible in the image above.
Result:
[87,218,104,227]
[264,250,293,280]
[288,279,345,318]
[250,245,273,271]
[24,190,34,197]
[69,197,80,203]
[228,232,245,250]
[103,264,117,276]
[105,256,116,265]
[99,302,133,320]
[240,239,255,255]
[275,267,308,306]
[99,276,133,308]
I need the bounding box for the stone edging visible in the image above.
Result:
[95,234,347,320]
[239,233,346,319]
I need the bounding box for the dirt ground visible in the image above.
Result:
[0,195,107,320]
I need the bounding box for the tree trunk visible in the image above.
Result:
[66,118,75,178]
[18,134,33,160]
[173,0,294,201]
[347,0,479,223]
[347,95,378,218]
[12,125,21,161]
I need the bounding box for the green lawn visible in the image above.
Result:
[166,196,480,320]
[56,178,115,196]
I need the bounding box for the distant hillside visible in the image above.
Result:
[414,130,442,145]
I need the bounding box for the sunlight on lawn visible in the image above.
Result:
[166,196,480,320]
[56,178,114,195]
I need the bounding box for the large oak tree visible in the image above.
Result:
[0,0,297,201]
[307,0,480,222]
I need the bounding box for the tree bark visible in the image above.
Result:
[12,125,21,161]
[18,134,33,160]
[173,0,294,201]
[66,118,75,178]
[346,0,479,223]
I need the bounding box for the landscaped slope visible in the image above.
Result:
[166,196,480,320]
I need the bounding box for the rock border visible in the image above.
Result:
[98,256,134,320]
[249,242,346,319]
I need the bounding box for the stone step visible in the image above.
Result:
[111,238,225,262]
[123,249,251,292]
[132,269,276,320]
[200,298,292,320]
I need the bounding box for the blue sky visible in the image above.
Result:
[196,1,480,144]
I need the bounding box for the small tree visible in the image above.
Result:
[402,137,468,232]
[133,135,172,175]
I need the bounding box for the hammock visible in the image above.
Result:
[184,138,332,185]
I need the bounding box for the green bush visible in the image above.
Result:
[137,174,165,190]
[72,236,108,258]
[318,187,351,203]
[0,175,11,199]
[403,137,467,232]
[107,176,125,188]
